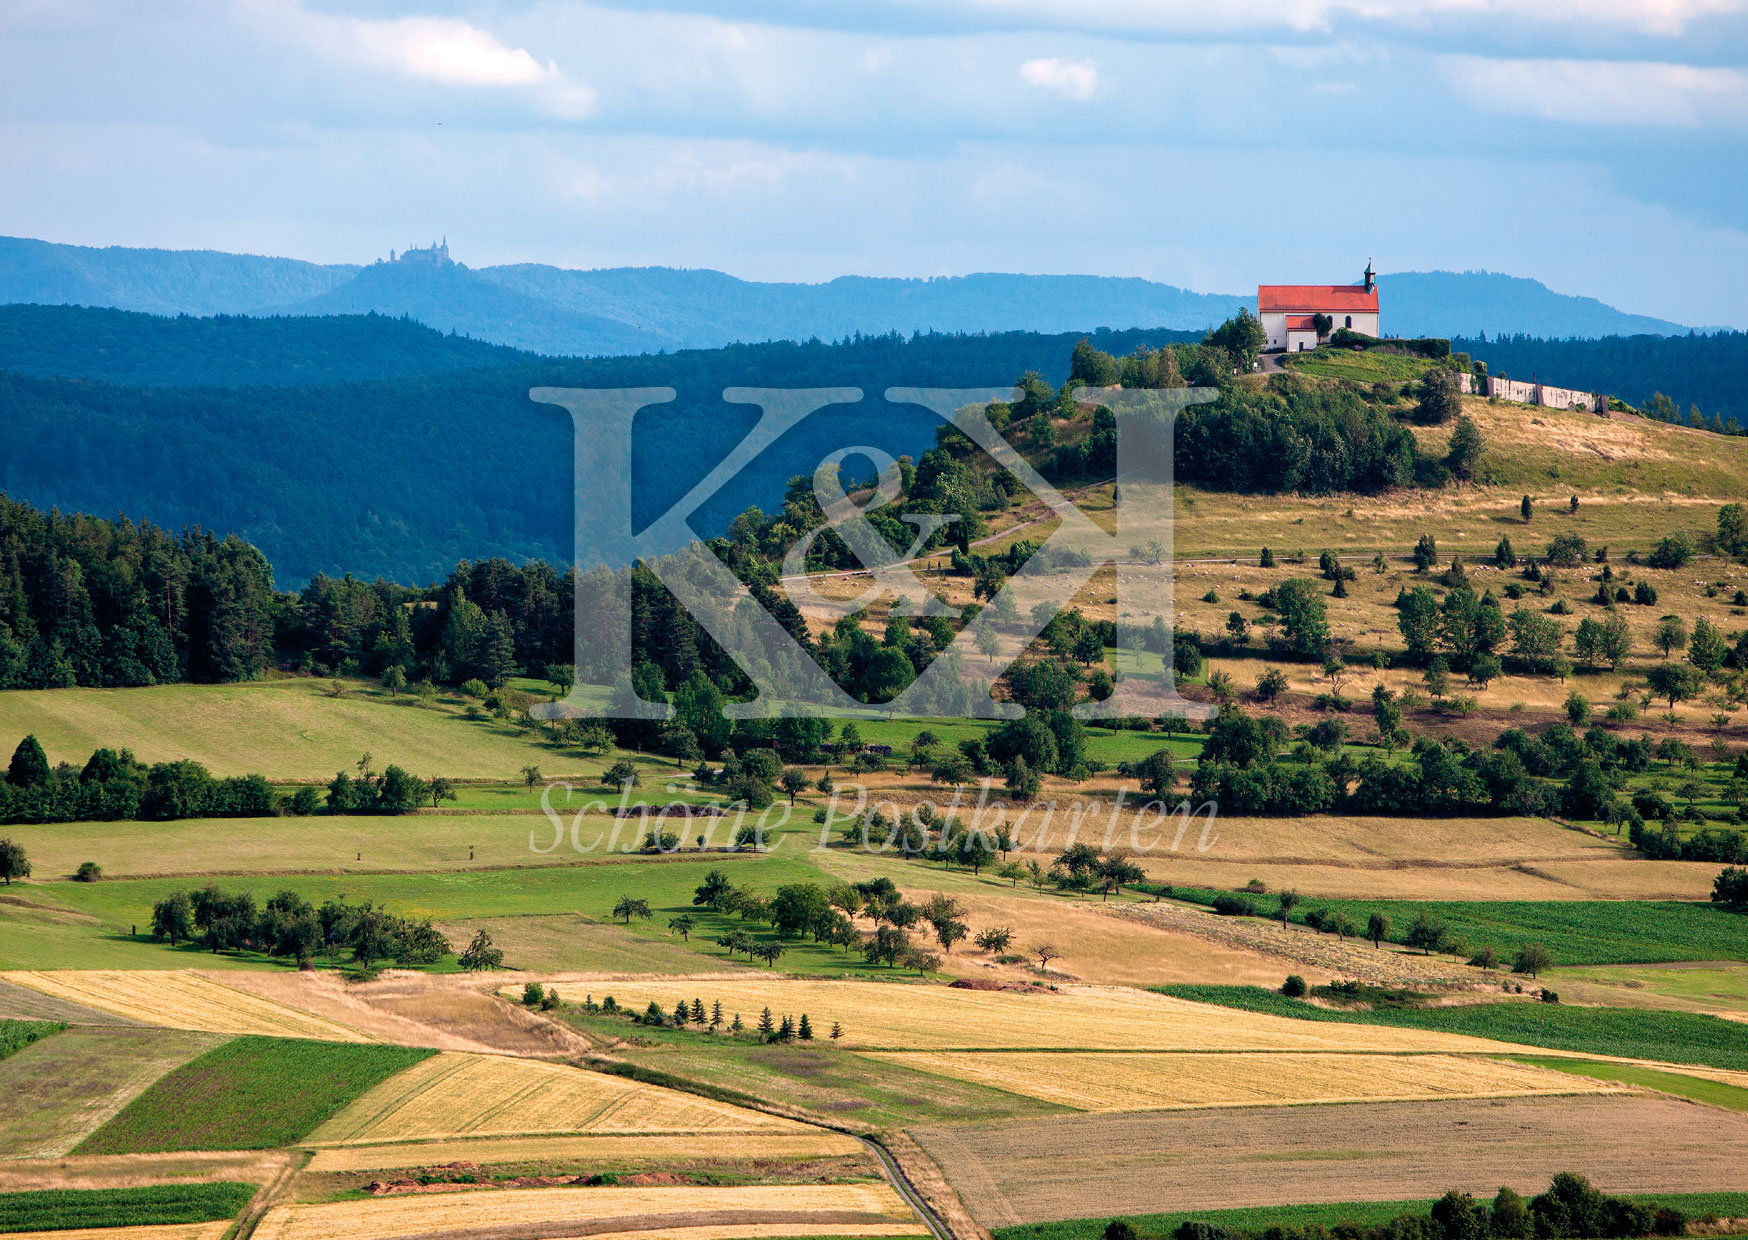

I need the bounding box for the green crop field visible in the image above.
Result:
[1164,890,1748,966]
[0,1019,61,1060]
[1281,347,1439,385]
[1158,985,1748,1071]
[0,1182,257,1233]
[993,1190,1748,1240]
[76,1036,433,1154]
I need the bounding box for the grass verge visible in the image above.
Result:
[76,1036,433,1153]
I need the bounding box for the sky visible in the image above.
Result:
[2,0,1746,326]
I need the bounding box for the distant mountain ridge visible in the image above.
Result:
[0,235,1695,356]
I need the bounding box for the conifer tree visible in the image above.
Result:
[798,1013,814,1041]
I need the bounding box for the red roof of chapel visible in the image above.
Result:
[1257,284,1378,313]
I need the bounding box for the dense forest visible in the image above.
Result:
[1457,330,1748,425]
[0,305,535,387]
[0,320,1202,585]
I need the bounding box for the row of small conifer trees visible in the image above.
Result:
[521,984,844,1043]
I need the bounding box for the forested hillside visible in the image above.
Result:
[0,305,537,387]
[0,323,1198,585]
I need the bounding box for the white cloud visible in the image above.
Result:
[1444,54,1748,127]
[1019,56,1100,99]
[900,0,1748,38]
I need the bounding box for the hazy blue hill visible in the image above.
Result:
[476,265,1252,348]
[2,237,1702,350]
[0,235,356,316]
[0,326,1193,586]
[0,305,541,387]
[272,259,671,357]
[1383,270,1688,339]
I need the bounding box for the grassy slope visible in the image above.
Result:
[1163,890,1748,966]
[994,1191,1748,1240]
[0,1182,257,1233]
[1157,985,1748,1071]
[77,1036,434,1153]
[0,679,588,779]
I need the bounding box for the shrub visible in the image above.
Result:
[1211,894,1255,916]
[74,860,102,882]
[522,981,545,1006]
[1280,975,1308,998]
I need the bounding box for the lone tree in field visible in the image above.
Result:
[1404,912,1453,955]
[0,839,28,886]
[603,760,639,789]
[1366,912,1391,948]
[668,914,696,941]
[976,926,1014,954]
[1512,942,1554,978]
[458,930,504,970]
[428,776,456,809]
[1521,494,1533,522]
[1032,942,1060,972]
[778,767,809,806]
[1276,889,1300,929]
[613,896,653,924]
[521,764,543,788]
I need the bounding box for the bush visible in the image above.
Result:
[522,981,545,1006]
[1280,975,1308,998]
[74,860,102,882]
[1211,894,1255,916]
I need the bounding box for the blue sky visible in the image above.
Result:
[2,0,1746,325]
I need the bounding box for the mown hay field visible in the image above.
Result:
[584,979,1551,1054]
[0,972,373,1041]
[308,1051,808,1146]
[78,1037,434,1154]
[861,1051,1618,1112]
[250,1183,925,1240]
[303,1130,863,1173]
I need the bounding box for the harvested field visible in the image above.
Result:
[0,1226,231,1240]
[250,1182,925,1240]
[862,1052,1618,1112]
[910,892,1332,989]
[0,1150,292,1194]
[216,971,592,1056]
[0,1026,224,1157]
[910,1095,1748,1230]
[584,979,1531,1053]
[0,972,372,1042]
[303,1132,863,1173]
[0,976,138,1026]
[308,1052,808,1146]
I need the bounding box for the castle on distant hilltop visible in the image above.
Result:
[387,238,452,267]
[1257,262,1379,351]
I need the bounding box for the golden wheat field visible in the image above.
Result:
[861,1051,1619,1112]
[0,972,371,1041]
[250,1183,924,1240]
[307,1051,808,1146]
[582,979,1551,1054]
[532,1227,928,1240]
[0,1226,231,1240]
[303,1130,864,1173]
